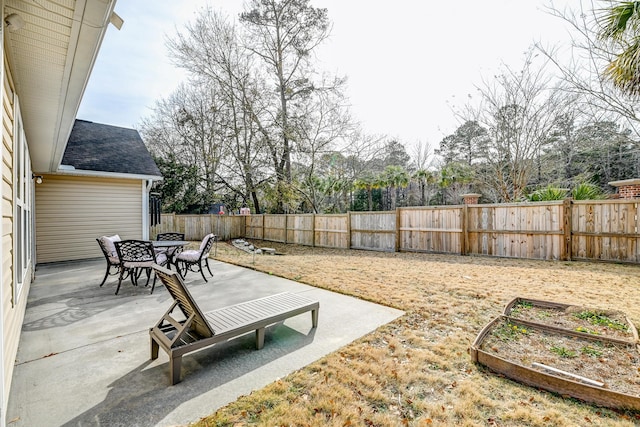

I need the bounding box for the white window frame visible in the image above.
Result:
[13,96,32,305]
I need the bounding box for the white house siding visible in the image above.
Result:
[1,52,31,417]
[35,175,144,263]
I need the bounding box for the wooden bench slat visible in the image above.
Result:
[150,265,319,385]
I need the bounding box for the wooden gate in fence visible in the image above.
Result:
[152,199,640,264]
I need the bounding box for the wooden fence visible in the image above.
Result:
[152,199,640,264]
[151,213,246,241]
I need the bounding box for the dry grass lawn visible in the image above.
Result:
[190,241,640,426]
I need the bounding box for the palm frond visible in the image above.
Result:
[599,1,640,41]
[604,39,640,96]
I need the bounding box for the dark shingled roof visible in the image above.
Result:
[62,119,161,177]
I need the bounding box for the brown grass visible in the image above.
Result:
[190,241,640,426]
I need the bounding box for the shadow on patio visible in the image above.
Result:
[7,258,403,426]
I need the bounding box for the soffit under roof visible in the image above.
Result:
[3,0,117,173]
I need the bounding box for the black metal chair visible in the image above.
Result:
[114,240,168,295]
[96,235,122,287]
[175,233,216,282]
[155,232,186,267]
[156,232,185,241]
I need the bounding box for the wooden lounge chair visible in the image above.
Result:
[150,264,319,385]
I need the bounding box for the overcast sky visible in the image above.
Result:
[77,0,575,149]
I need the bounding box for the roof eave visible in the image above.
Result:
[49,0,118,172]
[49,168,163,182]
[4,0,119,173]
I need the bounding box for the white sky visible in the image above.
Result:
[77,0,575,150]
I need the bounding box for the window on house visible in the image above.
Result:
[13,98,31,305]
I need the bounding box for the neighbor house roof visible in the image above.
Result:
[61,119,162,178]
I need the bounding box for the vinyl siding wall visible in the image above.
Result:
[2,53,31,413]
[35,175,143,263]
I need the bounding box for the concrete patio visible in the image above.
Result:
[6,258,403,426]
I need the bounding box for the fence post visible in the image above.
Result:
[461,204,468,256]
[243,215,248,239]
[346,211,351,249]
[395,208,401,252]
[312,213,316,247]
[562,198,573,261]
[214,214,222,240]
[177,214,184,238]
[284,214,289,244]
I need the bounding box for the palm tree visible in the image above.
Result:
[413,169,436,206]
[381,165,410,209]
[353,174,380,211]
[439,162,474,205]
[598,1,640,96]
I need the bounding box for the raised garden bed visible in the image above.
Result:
[470,298,640,411]
[504,297,638,344]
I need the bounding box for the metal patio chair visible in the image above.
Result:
[114,240,168,295]
[174,233,216,282]
[156,232,185,241]
[96,235,122,287]
[155,232,186,264]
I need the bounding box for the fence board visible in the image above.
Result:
[245,215,264,240]
[263,214,287,243]
[286,214,315,246]
[314,214,349,248]
[572,200,640,262]
[465,202,563,260]
[350,211,396,251]
[399,206,462,254]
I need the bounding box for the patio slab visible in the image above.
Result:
[6,258,403,426]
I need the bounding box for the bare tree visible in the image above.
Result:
[165,3,351,214]
[469,50,571,202]
[140,82,225,209]
[240,0,331,212]
[167,9,275,213]
[411,140,434,171]
[293,75,354,212]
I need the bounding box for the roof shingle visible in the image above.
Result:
[62,119,161,177]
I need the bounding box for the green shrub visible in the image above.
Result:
[528,186,568,201]
[571,182,604,200]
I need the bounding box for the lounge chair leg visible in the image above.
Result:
[170,355,182,385]
[151,338,159,360]
[256,327,265,349]
[311,308,319,328]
